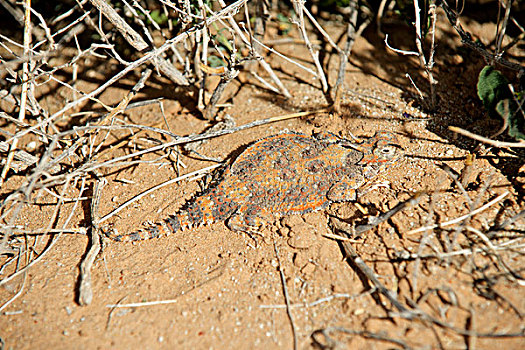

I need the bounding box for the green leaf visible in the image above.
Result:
[477,65,524,140]
[207,56,225,68]
[477,65,512,119]
[496,94,525,140]
[149,10,168,25]
[214,31,233,52]
[276,13,292,35]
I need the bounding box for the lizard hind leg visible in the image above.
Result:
[226,206,271,241]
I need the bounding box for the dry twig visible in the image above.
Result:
[449,126,525,148]
[0,0,32,186]
[273,234,298,350]
[291,0,328,92]
[78,178,105,306]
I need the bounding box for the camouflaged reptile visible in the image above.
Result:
[108,131,402,242]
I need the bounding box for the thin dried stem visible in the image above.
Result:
[78,178,104,306]
[215,0,292,98]
[406,191,509,235]
[291,0,328,92]
[412,0,437,109]
[334,0,361,113]
[0,0,32,186]
[273,234,298,350]
[88,0,147,50]
[449,126,525,148]
[98,164,221,224]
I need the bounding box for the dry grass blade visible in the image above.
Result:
[407,191,510,235]
[259,291,374,309]
[1,177,85,286]
[105,263,226,308]
[98,164,221,224]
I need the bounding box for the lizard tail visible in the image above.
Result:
[106,215,181,242]
[106,191,232,242]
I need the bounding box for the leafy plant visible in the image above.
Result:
[148,9,169,25]
[207,55,225,68]
[276,13,292,35]
[477,65,524,140]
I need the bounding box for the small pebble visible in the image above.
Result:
[26,141,37,152]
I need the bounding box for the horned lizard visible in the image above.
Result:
[108,131,402,242]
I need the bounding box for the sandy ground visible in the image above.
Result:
[1,7,524,350]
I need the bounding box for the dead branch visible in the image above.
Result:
[88,0,148,50]
[78,178,105,306]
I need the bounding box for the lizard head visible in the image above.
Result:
[356,132,403,163]
[356,132,403,179]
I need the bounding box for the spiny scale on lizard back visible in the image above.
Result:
[107,131,402,242]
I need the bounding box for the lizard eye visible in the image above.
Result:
[374,145,397,157]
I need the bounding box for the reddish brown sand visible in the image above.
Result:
[1,10,523,350]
